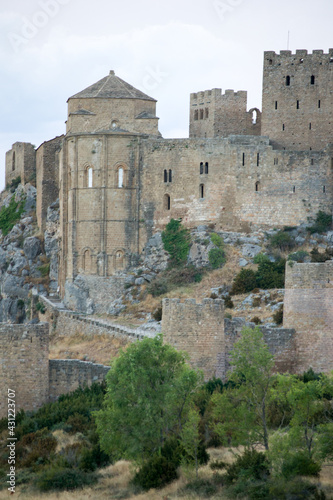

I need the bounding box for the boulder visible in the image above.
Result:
[23,237,42,260]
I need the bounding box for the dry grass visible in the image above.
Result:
[49,331,130,365]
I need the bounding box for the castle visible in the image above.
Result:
[2,48,333,416]
[5,48,333,297]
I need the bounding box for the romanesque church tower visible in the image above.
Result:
[58,71,160,293]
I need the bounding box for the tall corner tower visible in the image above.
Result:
[261,49,333,150]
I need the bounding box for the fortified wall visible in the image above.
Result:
[284,261,333,373]
[162,298,296,380]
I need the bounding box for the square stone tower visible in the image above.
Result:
[261,49,333,150]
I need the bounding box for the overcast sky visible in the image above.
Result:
[0,0,332,190]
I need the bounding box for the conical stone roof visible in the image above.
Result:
[69,70,156,101]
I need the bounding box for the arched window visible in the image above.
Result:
[200,184,204,199]
[242,153,245,166]
[164,169,168,183]
[252,110,257,124]
[205,108,209,119]
[311,75,315,85]
[205,162,209,174]
[12,151,15,172]
[168,170,172,183]
[323,185,326,194]
[118,167,124,188]
[87,167,93,188]
[255,181,260,192]
[83,249,91,273]
[200,109,204,120]
[164,194,170,210]
[286,75,290,86]
[194,110,198,121]
[200,162,204,174]
[293,186,296,193]
[115,250,125,270]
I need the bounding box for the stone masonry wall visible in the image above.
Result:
[36,136,64,231]
[5,142,36,187]
[0,323,49,418]
[262,49,333,151]
[49,359,110,402]
[224,318,296,377]
[284,262,333,373]
[162,298,225,380]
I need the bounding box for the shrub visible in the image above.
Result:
[210,233,224,248]
[6,176,21,192]
[210,460,227,470]
[273,306,283,325]
[224,449,270,485]
[79,444,111,472]
[34,467,98,492]
[38,263,50,277]
[268,477,324,500]
[256,259,285,289]
[162,219,190,266]
[231,269,257,295]
[308,211,332,234]
[253,253,271,265]
[269,231,295,251]
[288,250,309,263]
[252,297,261,307]
[281,453,321,479]
[36,302,46,314]
[251,316,262,325]
[132,455,178,490]
[0,196,25,236]
[208,248,226,269]
[310,248,330,263]
[147,278,169,297]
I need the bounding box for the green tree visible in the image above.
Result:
[180,407,201,477]
[162,219,191,266]
[94,335,202,464]
[212,327,275,450]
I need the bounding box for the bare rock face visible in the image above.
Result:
[23,237,42,261]
[44,200,60,293]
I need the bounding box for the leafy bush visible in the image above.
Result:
[310,248,330,263]
[256,259,285,289]
[210,233,224,247]
[268,477,324,500]
[308,211,332,234]
[36,301,46,314]
[253,253,271,264]
[269,231,296,251]
[210,460,227,470]
[251,316,262,325]
[147,278,169,297]
[273,306,283,325]
[281,453,321,479]
[6,176,21,192]
[132,455,178,490]
[79,444,111,472]
[224,449,270,485]
[34,466,98,492]
[0,196,25,236]
[38,263,50,277]
[162,219,190,266]
[288,250,309,263]
[208,248,226,269]
[230,269,257,295]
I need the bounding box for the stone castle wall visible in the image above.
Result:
[284,262,333,373]
[262,49,333,151]
[0,323,49,418]
[49,359,110,402]
[140,136,332,235]
[5,142,36,187]
[162,298,225,380]
[36,135,64,231]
